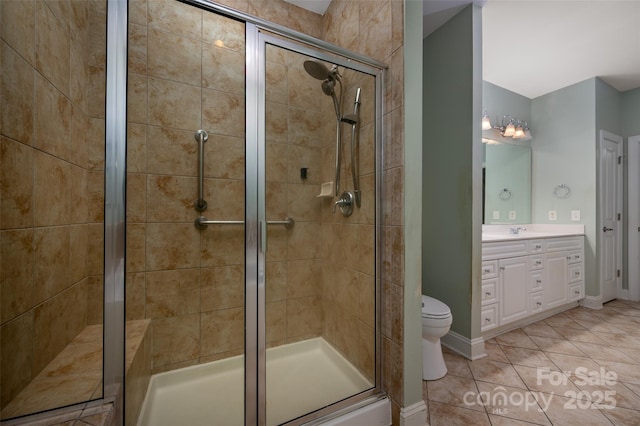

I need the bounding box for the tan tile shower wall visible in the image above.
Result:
[0,0,105,410]
[317,67,377,382]
[264,47,326,347]
[125,0,324,374]
[321,1,405,423]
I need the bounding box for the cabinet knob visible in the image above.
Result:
[536,261,542,265]
[484,268,491,273]
[537,301,542,306]
[536,279,542,283]
[535,245,541,249]
[500,266,506,271]
[574,290,580,294]
[566,256,571,260]
[485,318,491,322]
[485,292,491,296]
[575,271,580,276]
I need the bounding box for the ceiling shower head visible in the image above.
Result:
[304,60,341,82]
[304,60,342,120]
[303,60,331,80]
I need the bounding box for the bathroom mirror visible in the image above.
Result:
[483,141,531,224]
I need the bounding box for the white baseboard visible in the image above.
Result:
[399,400,427,426]
[580,295,603,309]
[441,331,486,360]
[481,302,580,341]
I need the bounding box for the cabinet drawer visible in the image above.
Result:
[568,264,583,283]
[481,303,499,331]
[530,256,544,270]
[530,292,545,313]
[529,240,545,253]
[568,282,584,301]
[529,270,544,292]
[567,251,583,264]
[546,237,583,252]
[483,241,528,260]
[482,278,499,305]
[482,261,498,279]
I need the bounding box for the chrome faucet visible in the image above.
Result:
[509,226,526,235]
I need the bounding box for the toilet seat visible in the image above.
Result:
[421,295,451,318]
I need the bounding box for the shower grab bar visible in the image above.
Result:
[194,129,209,212]
[194,216,294,230]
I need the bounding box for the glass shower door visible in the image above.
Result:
[125,4,247,425]
[261,37,379,425]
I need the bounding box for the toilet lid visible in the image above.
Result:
[421,295,451,318]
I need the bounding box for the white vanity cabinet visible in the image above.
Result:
[481,235,584,333]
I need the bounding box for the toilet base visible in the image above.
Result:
[422,337,447,380]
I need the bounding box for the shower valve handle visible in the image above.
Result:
[333,191,354,217]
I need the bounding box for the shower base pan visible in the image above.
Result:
[137,337,384,426]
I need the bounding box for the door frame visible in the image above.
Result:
[598,130,623,303]
[628,135,640,301]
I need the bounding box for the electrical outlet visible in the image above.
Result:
[571,210,581,221]
[509,210,516,220]
[548,210,557,221]
[492,211,500,220]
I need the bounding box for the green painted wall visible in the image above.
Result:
[422,4,482,339]
[531,79,598,296]
[483,81,531,127]
[622,88,640,136]
[403,0,424,409]
[482,81,532,224]
[596,78,622,135]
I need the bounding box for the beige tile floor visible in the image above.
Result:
[425,300,640,426]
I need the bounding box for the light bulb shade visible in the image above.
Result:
[482,115,492,130]
[523,129,532,140]
[503,122,515,137]
[513,124,525,138]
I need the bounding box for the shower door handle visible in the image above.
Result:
[260,220,267,254]
[194,216,294,231]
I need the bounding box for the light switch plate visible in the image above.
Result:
[493,211,500,220]
[571,210,581,221]
[509,210,516,220]
[548,210,557,221]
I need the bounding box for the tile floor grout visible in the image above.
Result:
[424,299,640,426]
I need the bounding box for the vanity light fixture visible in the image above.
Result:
[482,113,532,142]
[502,117,516,137]
[482,109,492,130]
[513,121,525,139]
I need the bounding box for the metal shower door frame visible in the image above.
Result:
[253,30,385,426]
[252,31,384,425]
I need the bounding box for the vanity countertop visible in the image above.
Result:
[482,224,585,242]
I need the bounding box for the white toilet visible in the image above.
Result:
[421,295,453,380]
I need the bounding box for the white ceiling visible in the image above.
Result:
[483,0,640,99]
[286,0,640,99]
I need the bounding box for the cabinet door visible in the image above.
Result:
[545,251,569,308]
[499,257,529,324]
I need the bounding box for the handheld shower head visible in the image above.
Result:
[321,77,336,96]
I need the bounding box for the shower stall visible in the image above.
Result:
[0,0,387,424]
